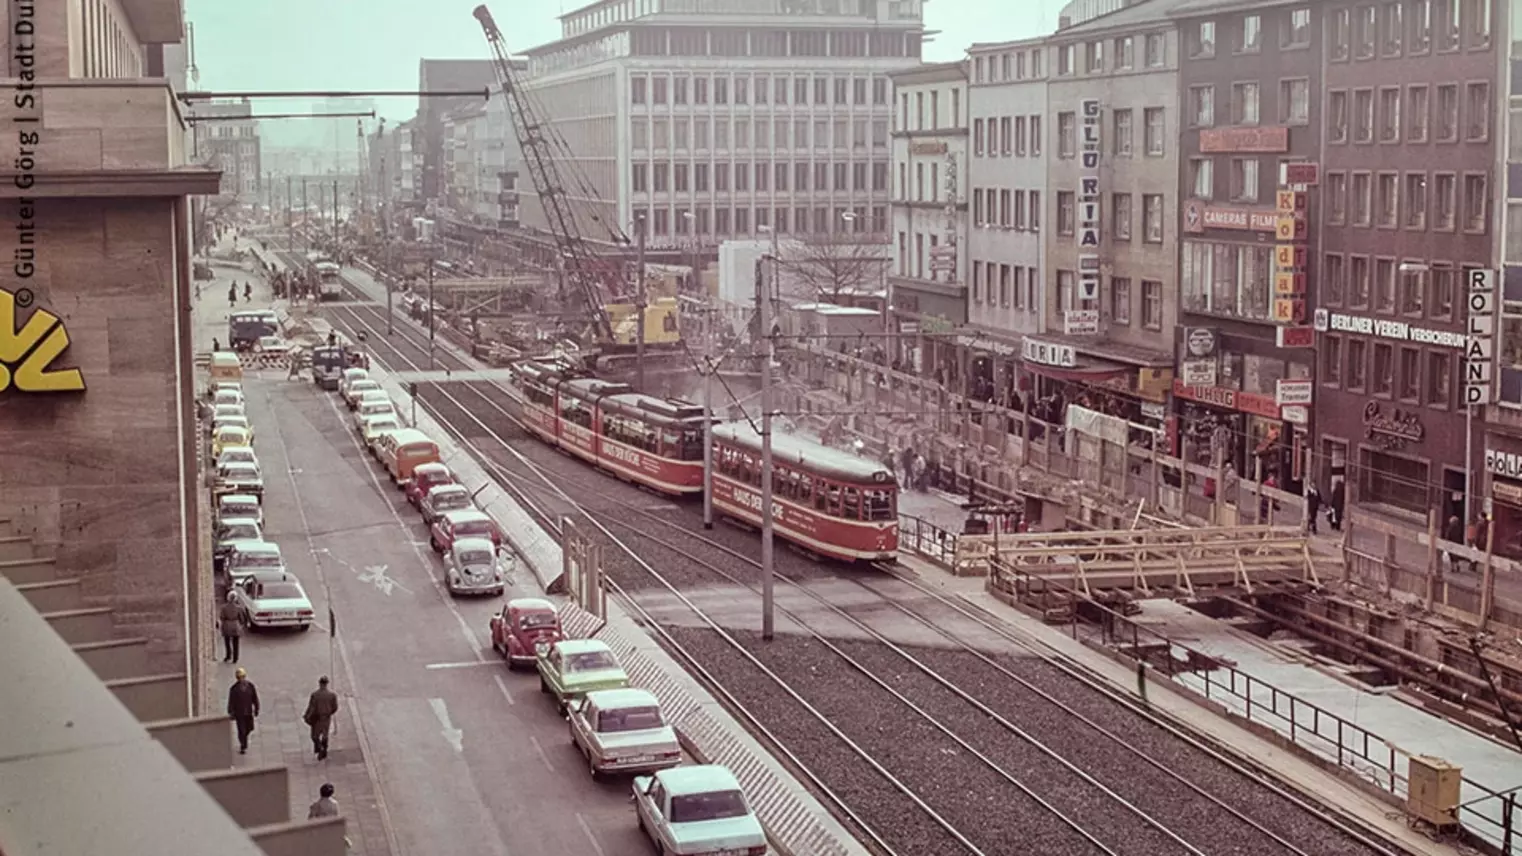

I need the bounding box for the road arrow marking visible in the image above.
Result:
[429,697,464,753]
[358,563,411,596]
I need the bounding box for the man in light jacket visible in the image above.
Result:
[219,592,243,663]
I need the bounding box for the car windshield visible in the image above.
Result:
[237,552,282,568]
[458,549,493,565]
[369,420,399,432]
[435,491,469,509]
[455,520,492,537]
[351,382,378,393]
[565,651,618,672]
[518,612,556,630]
[669,790,749,824]
[596,706,663,733]
[361,401,390,413]
[221,525,259,541]
[259,582,303,600]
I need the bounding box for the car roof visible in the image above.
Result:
[508,597,555,612]
[656,765,743,797]
[343,367,368,377]
[219,494,260,504]
[452,536,495,553]
[415,462,450,476]
[554,638,613,656]
[585,688,659,710]
[442,509,489,524]
[231,540,281,555]
[350,378,379,387]
[214,402,244,410]
[430,483,468,495]
[216,425,250,436]
[217,518,261,530]
[359,390,391,401]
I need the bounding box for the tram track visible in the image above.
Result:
[321,281,1408,856]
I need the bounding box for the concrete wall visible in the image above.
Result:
[0,196,197,678]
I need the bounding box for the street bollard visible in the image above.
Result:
[1136,661,1148,705]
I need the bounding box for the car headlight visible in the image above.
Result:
[534,641,549,655]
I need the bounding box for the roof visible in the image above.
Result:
[1168,0,1304,15]
[656,764,744,797]
[383,428,433,445]
[968,35,1047,53]
[1054,0,1194,36]
[230,540,280,554]
[507,596,556,612]
[442,509,491,524]
[711,422,894,486]
[414,461,449,475]
[585,687,660,709]
[888,60,968,84]
[451,536,496,554]
[555,639,614,656]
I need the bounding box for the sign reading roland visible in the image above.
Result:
[0,286,86,393]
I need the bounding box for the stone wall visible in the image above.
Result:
[0,195,196,675]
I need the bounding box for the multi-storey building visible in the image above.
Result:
[1173,0,1323,486]
[191,98,262,199]
[518,0,925,256]
[1316,0,1497,521]
[440,94,527,229]
[887,61,969,378]
[961,38,1047,400]
[1024,0,1185,431]
[442,102,488,221]
[417,59,498,208]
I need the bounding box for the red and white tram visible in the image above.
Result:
[710,423,898,563]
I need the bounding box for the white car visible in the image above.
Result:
[337,367,370,398]
[214,518,262,560]
[216,447,260,473]
[569,688,681,778]
[224,540,286,581]
[210,412,252,438]
[231,573,314,630]
[212,402,245,423]
[254,335,290,355]
[212,387,244,408]
[443,537,509,596]
[361,414,402,453]
[343,379,382,410]
[353,392,396,430]
[633,766,767,856]
[213,461,264,497]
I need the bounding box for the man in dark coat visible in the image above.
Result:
[1305,485,1322,535]
[219,592,243,663]
[303,676,340,760]
[227,668,260,754]
[1328,479,1346,531]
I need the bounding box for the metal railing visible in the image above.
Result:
[896,513,957,568]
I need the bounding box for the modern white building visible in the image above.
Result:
[886,60,968,376]
[518,0,927,251]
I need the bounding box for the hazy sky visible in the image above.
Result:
[184,0,1063,130]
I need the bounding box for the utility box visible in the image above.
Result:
[1407,755,1462,828]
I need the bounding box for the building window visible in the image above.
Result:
[1113,192,1132,240]
[1399,264,1425,314]
[631,75,647,104]
[1114,109,1133,156]
[1353,88,1374,142]
[1463,172,1488,233]
[1433,172,1456,229]
[652,76,668,104]
[1087,40,1105,72]
[1280,79,1309,124]
[1346,339,1367,390]
[1432,265,1456,318]
[1383,1,1405,54]
[1141,280,1163,329]
[1190,21,1216,58]
[1351,172,1372,225]
[1058,43,1076,75]
[1427,351,1452,407]
[1372,343,1394,396]
[1030,191,1041,230]
[1330,8,1351,60]
[1349,255,1372,306]
[1231,82,1260,125]
[973,118,985,156]
[1323,253,1347,304]
[1398,347,1421,401]
[1328,90,1348,143]
[1467,82,1491,141]
[1404,173,1427,229]
[1230,158,1260,202]
[1322,335,1343,385]
[1111,277,1132,324]
[1057,112,1076,158]
[1058,191,1075,235]
[1057,270,1075,310]
[1375,257,1397,310]
[1409,0,1433,52]
[1144,33,1164,66]
[1283,7,1312,47]
[1438,0,1461,49]
[1142,194,1164,243]
[1436,83,1458,141]
[1000,117,1012,155]
[1189,85,1215,127]
[1377,172,1399,227]
[1190,157,1214,199]
[1356,5,1378,57]
[1116,35,1136,69]
[632,163,648,192]
[1407,85,1430,142]
[1144,107,1164,155]
[1182,241,1272,318]
[1237,14,1262,52]
[1377,87,1401,142]
[1326,171,1348,224]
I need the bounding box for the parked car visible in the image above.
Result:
[537,639,629,711]
[212,387,245,408]
[254,335,289,355]
[215,494,263,528]
[211,402,246,426]
[213,461,265,497]
[419,483,472,525]
[406,462,455,508]
[343,379,382,410]
[633,766,766,856]
[210,413,253,440]
[214,519,263,577]
[337,367,369,398]
[442,537,509,597]
[430,509,500,553]
[353,391,396,431]
[490,597,563,668]
[568,688,681,778]
[215,447,260,472]
[212,425,252,459]
[224,540,287,582]
[231,573,315,631]
[361,414,402,454]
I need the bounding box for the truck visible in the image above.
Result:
[228,310,280,352]
[310,345,347,389]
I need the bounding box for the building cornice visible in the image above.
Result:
[0,168,222,199]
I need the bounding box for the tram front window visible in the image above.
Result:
[680,429,704,461]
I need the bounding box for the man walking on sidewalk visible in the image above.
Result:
[219,592,243,663]
[304,676,340,760]
[227,668,260,754]
[308,783,340,819]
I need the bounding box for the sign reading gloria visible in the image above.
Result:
[1022,338,1076,368]
[0,287,85,393]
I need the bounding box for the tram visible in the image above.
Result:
[504,358,899,562]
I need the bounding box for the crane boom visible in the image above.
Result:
[472,4,617,344]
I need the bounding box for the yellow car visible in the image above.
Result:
[212,425,252,459]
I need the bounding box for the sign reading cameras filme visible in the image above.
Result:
[1466,269,1496,405]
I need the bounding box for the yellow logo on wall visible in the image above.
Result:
[0,287,85,393]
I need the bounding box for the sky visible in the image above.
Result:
[183,0,1064,141]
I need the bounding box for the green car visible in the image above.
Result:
[537,639,630,711]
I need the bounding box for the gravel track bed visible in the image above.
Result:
[828,639,1192,856]
[982,652,1394,856]
[662,626,1013,856]
[898,645,1301,856]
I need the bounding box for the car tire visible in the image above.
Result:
[430,537,441,552]
[299,624,311,633]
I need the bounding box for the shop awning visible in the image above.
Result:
[1024,357,1132,384]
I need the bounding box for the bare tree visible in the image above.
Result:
[773,232,889,304]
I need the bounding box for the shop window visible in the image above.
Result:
[1242,353,1286,396]
[1372,343,1394,396]
[1322,335,1343,386]
[1360,449,1431,514]
[1219,351,1245,390]
[1347,339,1368,390]
[1398,348,1420,401]
[1426,350,1452,407]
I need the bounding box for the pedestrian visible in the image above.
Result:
[219,592,243,663]
[308,783,340,819]
[303,676,340,760]
[287,346,304,381]
[1305,484,1322,534]
[1444,515,1466,572]
[227,667,260,754]
[212,338,221,353]
[327,330,338,348]
[228,284,237,307]
[1328,478,1346,531]
[911,453,927,492]
[243,282,252,303]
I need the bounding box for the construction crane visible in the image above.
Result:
[472,4,619,345]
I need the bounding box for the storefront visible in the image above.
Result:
[1485,444,1522,560]
[1171,379,1293,481]
[956,331,1021,407]
[1020,334,1173,442]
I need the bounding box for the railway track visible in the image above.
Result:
[319,277,1409,856]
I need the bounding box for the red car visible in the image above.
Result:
[430,509,500,553]
[406,462,455,508]
[489,597,564,668]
